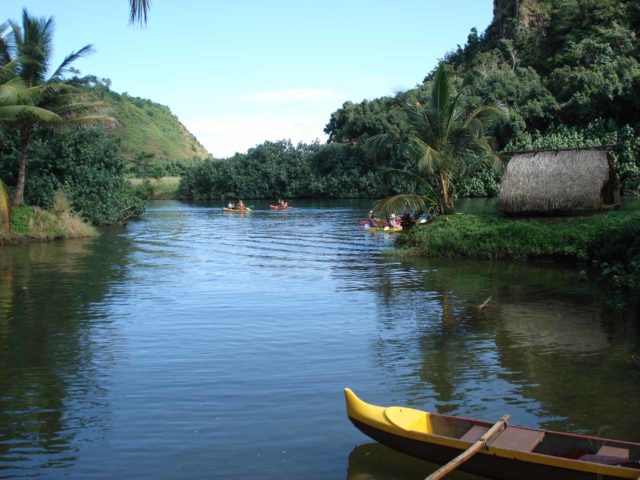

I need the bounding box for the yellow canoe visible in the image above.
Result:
[364,226,402,233]
[222,207,253,213]
[344,388,640,480]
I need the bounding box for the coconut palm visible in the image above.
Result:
[369,64,506,215]
[1,9,108,206]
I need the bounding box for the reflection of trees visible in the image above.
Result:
[365,257,640,438]
[0,234,133,472]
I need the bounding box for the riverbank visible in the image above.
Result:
[395,210,640,303]
[130,177,180,200]
[0,204,96,245]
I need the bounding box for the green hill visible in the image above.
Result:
[72,76,210,162]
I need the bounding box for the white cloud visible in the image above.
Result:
[184,114,329,158]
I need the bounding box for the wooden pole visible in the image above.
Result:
[424,415,511,480]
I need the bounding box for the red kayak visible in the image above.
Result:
[270,205,291,210]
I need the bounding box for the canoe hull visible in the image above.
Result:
[344,389,638,480]
[349,417,625,480]
[222,208,252,213]
[364,227,402,233]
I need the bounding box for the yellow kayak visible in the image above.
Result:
[344,388,640,480]
[364,226,402,233]
[222,207,252,213]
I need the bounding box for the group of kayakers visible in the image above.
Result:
[363,209,436,230]
[366,210,402,228]
[226,198,290,211]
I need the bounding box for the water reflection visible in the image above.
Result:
[0,234,133,477]
[347,443,479,480]
[365,257,640,438]
[0,200,638,479]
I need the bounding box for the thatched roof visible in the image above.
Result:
[498,149,619,214]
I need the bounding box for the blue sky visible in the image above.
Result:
[3,1,493,157]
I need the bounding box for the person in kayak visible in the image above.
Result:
[238,199,246,211]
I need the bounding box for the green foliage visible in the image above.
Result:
[180,140,382,200]
[4,203,95,242]
[322,0,640,198]
[367,64,506,213]
[130,177,180,200]
[396,210,640,304]
[0,127,145,225]
[69,76,210,163]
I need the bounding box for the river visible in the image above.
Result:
[0,199,639,479]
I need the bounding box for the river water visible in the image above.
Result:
[0,199,639,479]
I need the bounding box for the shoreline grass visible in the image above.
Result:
[395,210,640,305]
[130,176,181,200]
[0,195,96,245]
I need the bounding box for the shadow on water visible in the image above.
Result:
[361,255,640,439]
[0,231,135,476]
[347,443,480,480]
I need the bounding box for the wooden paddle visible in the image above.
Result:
[424,415,511,480]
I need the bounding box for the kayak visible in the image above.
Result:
[364,226,402,233]
[222,207,252,213]
[270,205,291,210]
[344,388,640,480]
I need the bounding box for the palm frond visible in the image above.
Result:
[0,23,12,67]
[61,114,117,127]
[0,104,60,122]
[0,178,10,230]
[409,137,440,175]
[49,44,94,81]
[379,166,436,190]
[431,64,451,120]
[130,0,151,25]
[373,194,437,217]
[464,103,508,127]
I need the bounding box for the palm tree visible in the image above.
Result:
[369,64,506,215]
[1,9,106,206]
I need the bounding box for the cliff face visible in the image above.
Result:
[489,0,550,38]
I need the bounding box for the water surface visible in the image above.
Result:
[0,199,638,479]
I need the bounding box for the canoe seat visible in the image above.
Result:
[489,427,545,452]
[597,445,629,460]
[460,425,489,443]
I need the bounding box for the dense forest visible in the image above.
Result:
[181,0,640,202]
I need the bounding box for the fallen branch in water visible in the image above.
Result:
[478,296,493,310]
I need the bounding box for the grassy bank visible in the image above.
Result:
[396,210,640,303]
[1,198,96,245]
[130,177,180,200]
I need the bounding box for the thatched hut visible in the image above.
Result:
[498,148,620,214]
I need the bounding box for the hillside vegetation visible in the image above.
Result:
[71,76,210,163]
[183,0,640,203]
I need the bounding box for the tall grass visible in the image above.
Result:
[0,180,10,232]
[2,192,95,244]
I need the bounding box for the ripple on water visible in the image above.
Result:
[0,200,639,479]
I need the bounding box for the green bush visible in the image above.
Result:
[396,211,640,306]
[179,140,383,200]
[1,128,145,225]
